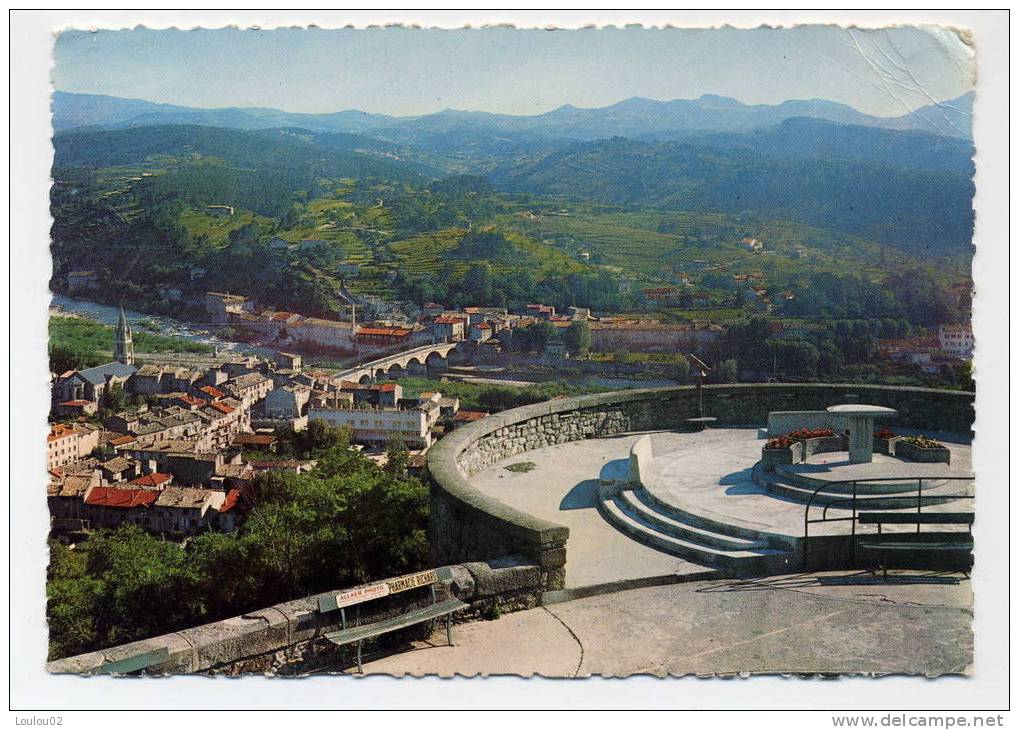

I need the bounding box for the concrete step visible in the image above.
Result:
[773,465,950,495]
[763,477,963,510]
[599,496,790,575]
[639,481,791,549]
[617,488,765,551]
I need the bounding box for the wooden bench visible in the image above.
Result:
[96,646,170,675]
[856,512,974,577]
[319,566,469,673]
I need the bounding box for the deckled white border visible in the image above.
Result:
[8,9,1009,714]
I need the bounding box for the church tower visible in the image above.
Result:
[114,306,135,365]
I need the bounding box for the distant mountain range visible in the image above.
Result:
[53,90,973,142]
[50,91,976,257]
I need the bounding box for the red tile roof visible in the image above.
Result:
[434,315,466,325]
[199,385,226,399]
[210,401,235,414]
[85,487,157,509]
[377,383,399,392]
[357,327,411,337]
[110,435,138,446]
[48,424,77,442]
[219,488,243,513]
[233,433,277,446]
[454,410,489,422]
[129,472,173,488]
[251,459,301,470]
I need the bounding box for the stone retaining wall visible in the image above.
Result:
[767,410,846,435]
[47,559,543,676]
[428,383,974,587]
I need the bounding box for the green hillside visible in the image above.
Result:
[49,123,969,321]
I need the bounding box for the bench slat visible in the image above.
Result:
[858,512,974,525]
[857,541,974,551]
[97,647,171,675]
[324,598,469,647]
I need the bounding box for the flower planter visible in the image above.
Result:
[896,440,951,465]
[873,435,903,456]
[801,435,844,460]
[761,441,803,471]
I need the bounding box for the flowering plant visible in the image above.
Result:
[874,428,897,440]
[787,428,835,441]
[765,436,794,449]
[903,435,944,449]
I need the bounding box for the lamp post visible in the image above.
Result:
[689,354,711,419]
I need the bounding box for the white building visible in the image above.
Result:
[938,324,974,358]
[264,385,310,419]
[47,423,101,470]
[308,405,432,449]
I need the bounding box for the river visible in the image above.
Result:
[49,295,276,358]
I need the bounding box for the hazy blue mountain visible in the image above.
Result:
[651,117,974,174]
[53,91,974,142]
[52,124,436,180]
[52,91,396,135]
[880,91,973,138]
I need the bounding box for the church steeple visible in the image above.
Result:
[114,306,134,365]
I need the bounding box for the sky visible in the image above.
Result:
[52,25,975,118]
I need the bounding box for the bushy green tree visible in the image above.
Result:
[384,435,410,476]
[710,359,739,384]
[564,321,592,357]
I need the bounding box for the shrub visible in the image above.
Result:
[787,428,835,441]
[483,600,502,621]
[874,428,897,439]
[903,435,944,449]
[766,436,794,450]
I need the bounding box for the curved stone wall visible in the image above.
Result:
[428,383,974,588]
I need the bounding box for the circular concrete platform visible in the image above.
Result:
[466,428,974,586]
[775,453,973,492]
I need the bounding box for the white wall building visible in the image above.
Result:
[938,324,974,358]
[308,405,432,449]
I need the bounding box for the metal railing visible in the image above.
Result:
[802,476,975,567]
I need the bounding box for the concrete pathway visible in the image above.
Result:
[347,571,972,677]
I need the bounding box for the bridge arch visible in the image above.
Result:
[426,351,448,369]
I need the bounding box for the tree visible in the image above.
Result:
[710,358,739,384]
[49,342,101,374]
[516,321,556,353]
[103,383,128,413]
[293,418,351,457]
[384,435,410,476]
[563,321,592,357]
[957,360,975,391]
[673,353,690,382]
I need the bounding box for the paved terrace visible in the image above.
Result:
[347,571,972,677]
[466,428,972,588]
[467,433,709,589]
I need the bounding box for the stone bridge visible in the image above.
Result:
[331,342,460,384]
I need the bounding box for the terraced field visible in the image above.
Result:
[180,209,277,247]
[386,229,465,277]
